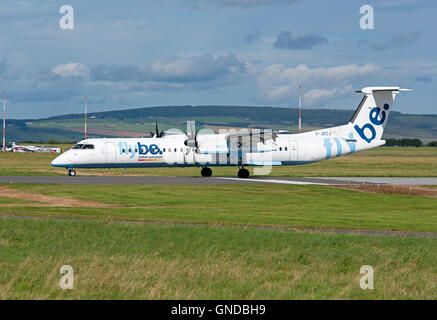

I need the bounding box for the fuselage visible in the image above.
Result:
[51,123,384,169]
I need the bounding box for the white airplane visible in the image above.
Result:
[11,142,42,152]
[51,87,409,177]
[10,142,61,153]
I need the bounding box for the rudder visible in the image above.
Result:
[350,87,409,143]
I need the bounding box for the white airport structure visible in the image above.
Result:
[52,87,409,178]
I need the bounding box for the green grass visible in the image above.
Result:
[1,145,436,300]
[0,197,36,205]
[1,147,437,177]
[1,184,436,232]
[0,218,435,299]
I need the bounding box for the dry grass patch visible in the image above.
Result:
[335,184,437,198]
[0,186,117,207]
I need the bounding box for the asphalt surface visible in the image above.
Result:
[1,175,437,185]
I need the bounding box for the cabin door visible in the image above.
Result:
[106,143,116,164]
[288,140,298,161]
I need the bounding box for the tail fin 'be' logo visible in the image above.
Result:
[354,104,389,143]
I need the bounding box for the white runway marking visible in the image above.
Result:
[216,177,329,185]
[316,177,437,185]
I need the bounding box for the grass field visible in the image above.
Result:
[0,183,436,299]
[1,146,436,299]
[0,218,436,299]
[0,146,436,177]
[1,184,437,232]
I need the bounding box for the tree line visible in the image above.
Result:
[385,138,437,147]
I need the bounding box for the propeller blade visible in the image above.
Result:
[186,120,195,140]
[184,120,197,148]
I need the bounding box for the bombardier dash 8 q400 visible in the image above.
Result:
[52,87,409,178]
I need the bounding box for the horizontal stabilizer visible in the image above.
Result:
[355,87,412,94]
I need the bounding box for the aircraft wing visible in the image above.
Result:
[225,129,278,143]
[196,130,278,154]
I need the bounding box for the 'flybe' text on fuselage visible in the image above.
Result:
[118,142,162,158]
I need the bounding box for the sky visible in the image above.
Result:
[1,0,436,119]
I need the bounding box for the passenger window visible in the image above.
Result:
[279,147,282,151]
[174,148,177,152]
[128,149,131,153]
[168,148,171,152]
[285,147,288,151]
[135,149,138,152]
[163,148,166,152]
[122,149,125,153]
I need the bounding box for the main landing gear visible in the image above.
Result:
[201,167,212,177]
[68,169,76,177]
[200,167,249,178]
[237,168,249,179]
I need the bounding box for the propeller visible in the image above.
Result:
[184,120,199,156]
[150,121,164,138]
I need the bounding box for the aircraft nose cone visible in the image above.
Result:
[51,154,64,167]
[51,157,59,166]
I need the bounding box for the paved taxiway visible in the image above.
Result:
[1,176,437,185]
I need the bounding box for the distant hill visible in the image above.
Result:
[4,105,437,143]
[46,105,351,125]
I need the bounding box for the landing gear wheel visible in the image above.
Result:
[238,168,249,179]
[68,169,76,177]
[201,167,212,177]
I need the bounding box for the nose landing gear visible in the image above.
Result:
[237,168,249,179]
[201,167,212,177]
[68,169,76,177]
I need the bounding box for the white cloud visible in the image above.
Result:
[304,85,352,105]
[252,63,380,105]
[220,0,296,6]
[90,54,244,84]
[192,0,299,8]
[51,62,88,78]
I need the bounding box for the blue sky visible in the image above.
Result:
[1,0,436,118]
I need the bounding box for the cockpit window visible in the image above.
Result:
[72,144,94,150]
